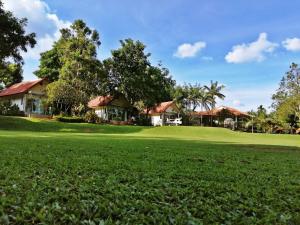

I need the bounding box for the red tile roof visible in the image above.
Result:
[147,101,179,114]
[88,95,114,108]
[0,79,44,97]
[194,106,249,117]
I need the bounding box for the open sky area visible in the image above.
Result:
[3,0,300,111]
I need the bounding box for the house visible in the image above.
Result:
[192,106,250,128]
[88,94,132,122]
[0,79,48,116]
[147,101,181,126]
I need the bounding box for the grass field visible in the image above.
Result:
[0,116,300,224]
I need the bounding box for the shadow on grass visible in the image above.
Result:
[0,116,151,134]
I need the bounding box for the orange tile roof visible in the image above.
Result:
[195,106,249,117]
[147,101,178,114]
[0,79,44,97]
[88,95,114,108]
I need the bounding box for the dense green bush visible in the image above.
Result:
[0,101,24,116]
[54,115,84,123]
[84,110,103,124]
[135,115,151,126]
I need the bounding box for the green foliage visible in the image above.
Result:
[103,39,175,108]
[0,101,24,116]
[204,80,225,109]
[84,110,103,124]
[54,115,84,123]
[36,20,104,114]
[173,83,213,113]
[47,80,89,114]
[0,1,36,86]
[271,63,300,128]
[34,47,61,82]
[0,63,23,87]
[247,105,276,133]
[0,117,300,224]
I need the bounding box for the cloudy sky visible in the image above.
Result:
[3,0,300,111]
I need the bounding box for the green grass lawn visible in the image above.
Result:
[0,116,300,224]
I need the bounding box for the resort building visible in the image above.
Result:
[192,106,250,129]
[0,79,48,116]
[88,94,132,123]
[147,101,181,126]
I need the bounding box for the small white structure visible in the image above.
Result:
[147,101,181,126]
[0,79,48,115]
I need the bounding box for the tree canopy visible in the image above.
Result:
[0,0,36,87]
[103,39,175,109]
[37,20,105,113]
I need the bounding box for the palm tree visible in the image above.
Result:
[198,87,212,126]
[204,81,225,109]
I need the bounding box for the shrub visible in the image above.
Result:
[136,115,151,126]
[84,111,103,124]
[0,101,24,116]
[54,115,84,123]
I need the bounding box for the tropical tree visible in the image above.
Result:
[38,20,105,114]
[103,39,175,109]
[0,0,36,87]
[272,63,300,130]
[204,81,225,109]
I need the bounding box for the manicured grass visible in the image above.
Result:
[0,116,300,224]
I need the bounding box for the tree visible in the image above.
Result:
[40,20,104,113]
[103,39,175,108]
[46,80,88,114]
[0,1,36,86]
[34,47,61,82]
[272,63,300,109]
[0,63,23,87]
[204,81,225,108]
[172,83,212,113]
[272,63,300,129]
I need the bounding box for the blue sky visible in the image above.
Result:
[3,0,300,111]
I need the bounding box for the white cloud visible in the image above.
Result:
[2,0,71,60]
[174,41,206,58]
[225,33,278,63]
[282,38,300,52]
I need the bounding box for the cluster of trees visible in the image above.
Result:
[249,63,300,133]
[32,20,176,115]
[0,0,224,117]
[172,81,225,113]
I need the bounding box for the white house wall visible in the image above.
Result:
[95,108,107,120]
[10,97,25,111]
[151,115,162,126]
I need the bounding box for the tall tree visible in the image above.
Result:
[204,81,225,109]
[272,63,300,108]
[103,39,175,108]
[272,63,300,127]
[44,20,104,114]
[0,0,36,87]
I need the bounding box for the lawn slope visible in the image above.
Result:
[0,116,300,224]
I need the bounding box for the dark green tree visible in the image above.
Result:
[42,20,104,114]
[0,1,36,87]
[34,47,61,82]
[103,39,175,108]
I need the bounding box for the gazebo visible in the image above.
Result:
[192,106,250,129]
